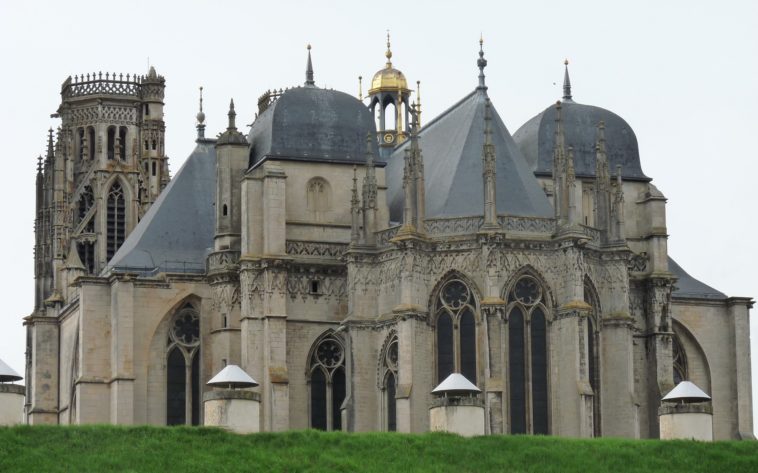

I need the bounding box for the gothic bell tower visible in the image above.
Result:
[34,67,170,307]
[367,34,413,159]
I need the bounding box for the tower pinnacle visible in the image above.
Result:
[563,59,573,101]
[477,36,488,91]
[385,31,393,68]
[196,86,206,140]
[305,44,315,86]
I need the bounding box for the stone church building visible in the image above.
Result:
[25,38,753,439]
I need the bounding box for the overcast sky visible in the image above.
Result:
[1,0,756,432]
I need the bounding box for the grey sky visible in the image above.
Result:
[1,0,756,431]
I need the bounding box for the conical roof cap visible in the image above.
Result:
[0,357,22,382]
[662,381,711,403]
[207,364,258,389]
[432,373,480,394]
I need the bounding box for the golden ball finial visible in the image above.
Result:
[564,58,569,66]
[307,44,312,50]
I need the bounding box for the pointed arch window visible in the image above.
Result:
[434,277,479,385]
[106,182,125,261]
[672,334,688,385]
[506,275,549,435]
[584,280,601,437]
[380,335,398,431]
[308,334,346,431]
[166,303,201,426]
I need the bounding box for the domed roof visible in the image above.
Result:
[512,65,649,181]
[248,85,379,167]
[370,67,408,93]
[368,35,409,94]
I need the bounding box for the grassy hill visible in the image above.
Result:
[1,425,756,472]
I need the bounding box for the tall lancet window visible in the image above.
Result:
[166,303,201,426]
[380,335,399,431]
[672,334,688,385]
[308,333,346,431]
[106,182,125,261]
[506,275,549,435]
[434,276,479,385]
[584,279,601,437]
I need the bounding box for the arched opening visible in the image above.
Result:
[383,99,397,131]
[307,333,346,431]
[433,276,479,385]
[380,334,398,432]
[107,126,116,160]
[306,177,331,215]
[165,302,201,426]
[118,126,127,160]
[87,127,95,160]
[106,182,126,261]
[77,241,95,274]
[672,334,688,385]
[506,273,551,435]
[77,128,85,161]
[584,278,601,437]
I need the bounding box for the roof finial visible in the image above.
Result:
[385,30,393,68]
[477,35,488,92]
[563,59,573,101]
[305,44,315,86]
[36,155,43,173]
[196,86,206,140]
[227,98,237,131]
[416,80,422,128]
[358,76,363,100]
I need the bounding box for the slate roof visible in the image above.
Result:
[513,100,649,181]
[248,86,379,168]
[386,90,554,220]
[106,140,217,275]
[668,256,727,300]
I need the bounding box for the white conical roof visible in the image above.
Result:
[207,364,258,389]
[0,357,22,383]
[662,381,711,403]
[432,373,480,394]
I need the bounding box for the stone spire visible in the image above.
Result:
[477,36,488,92]
[398,106,426,237]
[216,99,247,146]
[196,86,206,140]
[552,101,568,223]
[305,44,315,86]
[416,80,422,127]
[611,165,626,241]
[46,127,54,163]
[350,165,361,245]
[567,145,579,225]
[227,99,236,130]
[481,98,498,229]
[594,121,612,238]
[562,59,573,102]
[361,133,378,245]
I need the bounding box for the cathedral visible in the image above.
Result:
[24,37,754,439]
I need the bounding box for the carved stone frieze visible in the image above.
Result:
[286,240,347,259]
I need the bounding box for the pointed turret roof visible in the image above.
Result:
[0,357,22,383]
[386,90,553,220]
[207,364,259,389]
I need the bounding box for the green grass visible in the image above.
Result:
[0,426,756,473]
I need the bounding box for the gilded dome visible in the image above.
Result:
[368,34,409,93]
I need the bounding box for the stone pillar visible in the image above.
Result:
[203,390,260,434]
[0,385,25,426]
[26,313,59,424]
[727,297,754,439]
[645,276,675,438]
[600,315,637,437]
[109,277,135,424]
[429,396,485,437]
[659,403,713,441]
